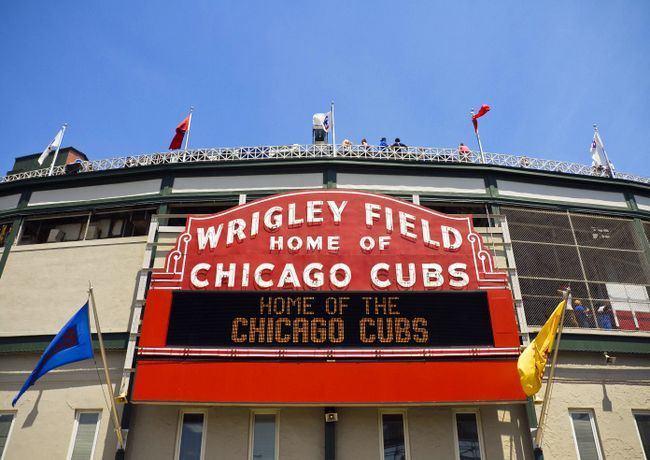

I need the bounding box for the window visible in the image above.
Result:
[86,209,152,240]
[20,214,89,244]
[380,411,409,460]
[175,411,207,460]
[454,411,484,460]
[67,411,100,460]
[249,411,278,460]
[18,208,153,245]
[569,411,603,460]
[0,413,16,460]
[634,412,650,459]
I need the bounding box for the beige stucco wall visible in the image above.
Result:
[0,351,125,460]
[125,404,531,460]
[0,237,146,335]
[536,352,650,460]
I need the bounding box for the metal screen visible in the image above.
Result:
[503,207,650,332]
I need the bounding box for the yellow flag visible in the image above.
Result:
[518,300,567,396]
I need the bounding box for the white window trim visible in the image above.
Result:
[378,409,411,460]
[0,411,17,460]
[569,409,604,460]
[633,410,650,459]
[452,408,486,460]
[66,410,102,460]
[248,409,280,460]
[174,409,208,460]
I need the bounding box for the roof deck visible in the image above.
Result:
[2,144,649,185]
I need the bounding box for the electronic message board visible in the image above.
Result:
[166,291,493,351]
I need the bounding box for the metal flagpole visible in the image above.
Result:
[48,123,67,177]
[331,101,336,157]
[471,110,486,164]
[593,124,615,179]
[88,282,126,451]
[534,288,571,450]
[184,107,194,151]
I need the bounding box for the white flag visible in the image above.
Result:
[37,128,65,165]
[590,131,606,167]
[313,112,332,132]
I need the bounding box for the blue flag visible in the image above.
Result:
[13,302,94,406]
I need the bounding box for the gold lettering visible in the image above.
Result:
[329,318,344,343]
[259,297,272,315]
[311,318,327,343]
[293,318,310,343]
[338,296,349,315]
[377,317,394,343]
[275,318,291,343]
[362,297,372,315]
[412,318,429,343]
[374,297,388,315]
[232,318,247,343]
[266,317,275,343]
[388,297,400,315]
[325,297,337,315]
[394,318,410,343]
[360,318,375,343]
[249,318,266,343]
[287,296,301,314]
[273,297,286,315]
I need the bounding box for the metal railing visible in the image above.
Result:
[2,144,649,185]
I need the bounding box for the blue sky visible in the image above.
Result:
[1,1,648,176]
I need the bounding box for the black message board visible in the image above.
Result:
[166,291,493,348]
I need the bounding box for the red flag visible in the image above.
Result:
[472,104,491,133]
[169,114,191,150]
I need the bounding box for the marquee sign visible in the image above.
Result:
[150,190,506,291]
[133,191,525,404]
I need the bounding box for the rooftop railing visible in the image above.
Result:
[2,144,649,185]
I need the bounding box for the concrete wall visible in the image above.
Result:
[337,173,486,195]
[497,180,628,208]
[172,173,324,193]
[125,404,531,460]
[0,352,125,460]
[537,352,650,460]
[28,179,162,206]
[0,237,146,335]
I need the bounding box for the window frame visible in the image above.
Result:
[452,408,485,460]
[0,411,17,460]
[174,409,208,460]
[568,409,604,460]
[248,409,280,460]
[633,410,650,459]
[378,409,411,460]
[66,409,102,460]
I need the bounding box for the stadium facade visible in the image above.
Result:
[0,144,649,460]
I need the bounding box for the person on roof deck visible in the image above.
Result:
[391,138,407,153]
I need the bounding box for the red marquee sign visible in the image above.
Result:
[133,191,525,405]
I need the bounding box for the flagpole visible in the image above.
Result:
[184,107,194,151]
[471,110,486,164]
[88,282,125,451]
[593,124,615,179]
[534,288,571,451]
[48,123,67,177]
[331,101,336,157]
